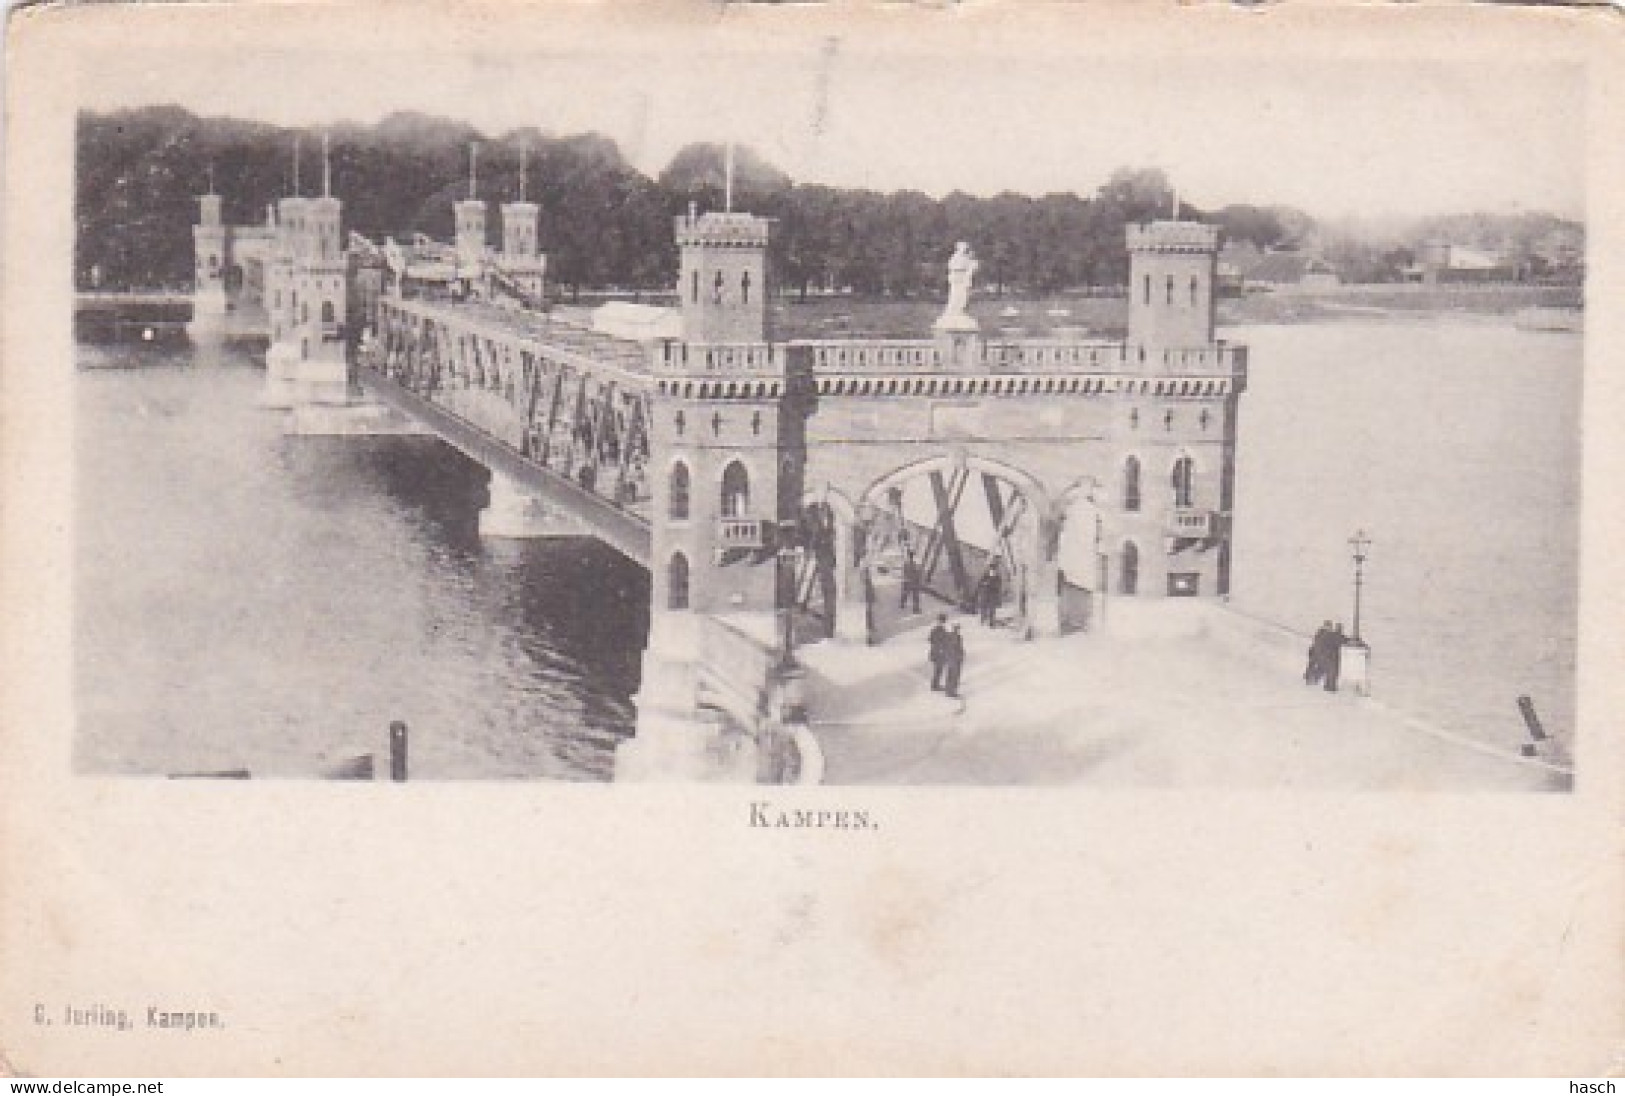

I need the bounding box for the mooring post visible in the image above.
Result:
[1517,695,1547,756]
[389,720,409,782]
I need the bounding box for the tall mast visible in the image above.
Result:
[468,142,478,201]
[724,141,735,213]
[322,132,332,198]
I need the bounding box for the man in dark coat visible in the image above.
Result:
[976,562,1002,626]
[900,547,923,614]
[1323,623,1346,692]
[1304,620,1334,686]
[927,614,950,692]
[943,624,966,698]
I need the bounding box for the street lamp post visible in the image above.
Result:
[1341,530,1373,697]
[776,539,799,670]
[1348,529,1371,644]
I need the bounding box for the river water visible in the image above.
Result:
[76,338,647,778]
[75,317,1581,778]
[1224,318,1580,752]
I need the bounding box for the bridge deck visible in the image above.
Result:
[404,297,653,379]
[358,364,653,567]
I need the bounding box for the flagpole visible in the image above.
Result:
[724,141,735,213]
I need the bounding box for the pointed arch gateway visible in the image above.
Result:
[857,453,1055,636]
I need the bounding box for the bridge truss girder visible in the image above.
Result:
[369,300,653,520]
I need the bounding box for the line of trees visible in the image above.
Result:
[77,106,1577,298]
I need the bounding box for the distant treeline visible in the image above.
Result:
[76,106,1581,297]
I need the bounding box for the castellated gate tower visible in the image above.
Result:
[192,192,229,317]
[627,208,808,778]
[263,147,351,408]
[498,199,545,301]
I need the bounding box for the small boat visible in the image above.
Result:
[1514,305,1583,333]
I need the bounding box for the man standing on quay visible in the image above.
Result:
[943,624,966,699]
[928,614,950,691]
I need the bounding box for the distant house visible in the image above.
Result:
[1216,241,1260,297]
[1407,241,1518,285]
[1242,251,1341,291]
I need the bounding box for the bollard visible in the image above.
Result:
[389,720,408,782]
[1517,695,1548,741]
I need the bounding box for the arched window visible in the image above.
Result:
[1142,274,1151,305]
[1120,542,1139,595]
[1123,456,1142,512]
[1166,274,1175,305]
[1172,456,1195,509]
[713,270,725,304]
[320,300,335,325]
[691,270,699,303]
[720,460,750,518]
[301,302,310,324]
[1190,275,1200,307]
[741,270,751,305]
[209,254,219,270]
[669,461,690,521]
[667,552,690,611]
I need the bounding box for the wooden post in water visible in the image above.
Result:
[389,720,409,782]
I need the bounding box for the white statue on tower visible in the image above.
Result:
[935,241,980,333]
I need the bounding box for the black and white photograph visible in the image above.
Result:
[4,1,1622,1078]
[67,25,1583,789]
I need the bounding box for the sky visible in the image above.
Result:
[76,36,1585,222]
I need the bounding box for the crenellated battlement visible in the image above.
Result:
[674,210,772,249]
[1126,220,1220,253]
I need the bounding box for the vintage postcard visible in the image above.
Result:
[2,0,1622,1076]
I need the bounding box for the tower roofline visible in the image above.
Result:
[1126,221,1219,253]
[675,209,772,247]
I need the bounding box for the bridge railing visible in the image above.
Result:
[793,336,1246,377]
[654,341,787,375]
[980,338,1128,371]
[647,334,1247,381]
[800,339,942,373]
[1137,343,1247,375]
